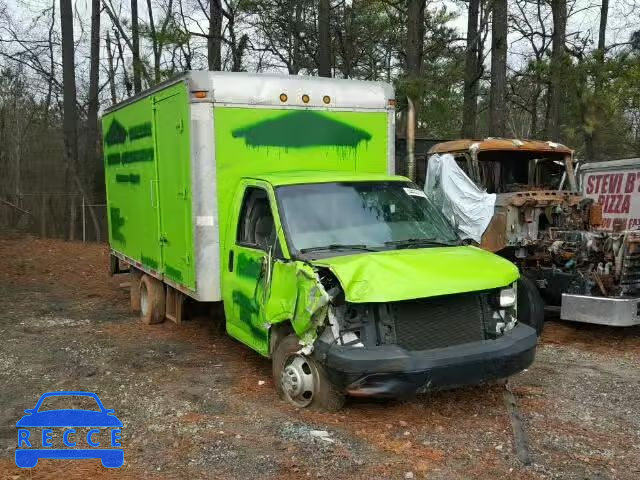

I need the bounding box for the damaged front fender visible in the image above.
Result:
[261,260,334,349]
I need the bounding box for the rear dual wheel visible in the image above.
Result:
[139,274,165,325]
[272,334,344,411]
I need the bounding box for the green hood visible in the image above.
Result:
[312,246,519,303]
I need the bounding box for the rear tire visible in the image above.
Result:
[140,275,165,325]
[517,276,545,337]
[272,334,345,412]
[130,269,142,312]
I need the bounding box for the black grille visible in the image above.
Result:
[390,293,486,350]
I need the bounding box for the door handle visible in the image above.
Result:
[228,250,234,272]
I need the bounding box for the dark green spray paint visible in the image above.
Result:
[236,252,262,279]
[110,207,126,243]
[231,110,371,150]
[140,255,159,269]
[105,119,152,146]
[165,264,183,281]
[115,173,141,184]
[231,290,268,341]
[106,149,154,166]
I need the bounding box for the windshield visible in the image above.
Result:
[476,152,570,193]
[276,181,459,256]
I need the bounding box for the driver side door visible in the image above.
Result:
[225,181,277,355]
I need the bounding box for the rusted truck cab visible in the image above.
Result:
[427,139,640,327]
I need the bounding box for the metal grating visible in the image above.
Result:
[390,293,485,351]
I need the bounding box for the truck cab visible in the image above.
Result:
[223,171,537,410]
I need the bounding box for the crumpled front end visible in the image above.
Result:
[263,262,535,398]
[309,281,536,398]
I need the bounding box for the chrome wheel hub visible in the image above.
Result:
[280,355,315,407]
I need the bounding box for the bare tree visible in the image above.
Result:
[207,0,222,70]
[87,0,101,180]
[462,0,481,137]
[584,0,609,160]
[60,0,78,239]
[489,0,507,137]
[546,0,567,138]
[105,31,118,104]
[509,0,553,137]
[131,0,142,93]
[146,0,175,82]
[318,0,331,77]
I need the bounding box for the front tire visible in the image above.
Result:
[517,276,545,336]
[272,334,345,411]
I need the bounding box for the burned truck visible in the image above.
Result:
[425,139,640,327]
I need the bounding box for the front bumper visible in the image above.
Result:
[314,323,537,398]
[561,293,640,326]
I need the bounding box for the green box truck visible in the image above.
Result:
[102,71,537,410]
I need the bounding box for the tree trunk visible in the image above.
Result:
[208,0,222,70]
[405,0,425,182]
[291,0,303,74]
[106,32,118,104]
[462,0,480,138]
[114,29,133,96]
[546,0,567,139]
[489,0,507,137]
[585,0,608,161]
[60,0,79,240]
[145,0,161,82]
[87,0,102,241]
[597,0,608,52]
[87,0,100,183]
[406,0,425,77]
[318,0,331,77]
[131,0,142,94]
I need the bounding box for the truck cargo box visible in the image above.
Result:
[102,71,395,301]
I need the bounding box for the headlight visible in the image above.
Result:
[499,286,517,307]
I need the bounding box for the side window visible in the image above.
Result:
[236,187,276,251]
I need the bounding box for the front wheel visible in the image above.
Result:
[272,334,345,411]
[517,276,545,337]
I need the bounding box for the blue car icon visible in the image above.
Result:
[15,391,123,468]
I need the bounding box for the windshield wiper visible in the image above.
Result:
[299,244,380,254]
[384,238,455,248]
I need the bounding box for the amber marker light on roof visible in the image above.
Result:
[323,95,331,104]
[302,94,310,104]
[279,93,288,102]
[193,91,207,99]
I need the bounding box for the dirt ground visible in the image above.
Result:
[1,237,639,479]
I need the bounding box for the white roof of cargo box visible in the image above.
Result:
[579,158,640,172]
[105,71,394,113]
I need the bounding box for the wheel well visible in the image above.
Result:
[269,321,294,358]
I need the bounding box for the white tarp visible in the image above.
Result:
[424,154,496,243]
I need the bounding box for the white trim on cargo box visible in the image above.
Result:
[187,71,393,110]
[190,101,222,301]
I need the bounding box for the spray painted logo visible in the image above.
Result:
[15,391,123,468]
